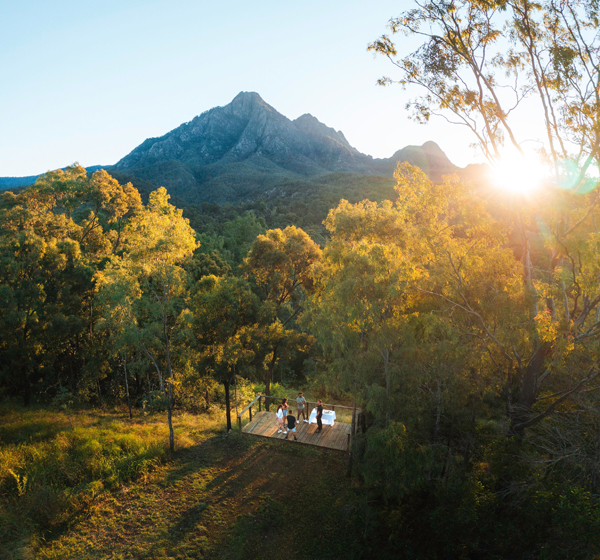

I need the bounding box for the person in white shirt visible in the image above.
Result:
[276,404,284,433]
[282,399,289,433]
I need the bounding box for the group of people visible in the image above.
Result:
[275,392,325,440]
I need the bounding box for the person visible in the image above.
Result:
[286,408,298,441]
[316,399,324,433]
[296,392,308,422]
[282,399,289,434]
[276,404,284,433]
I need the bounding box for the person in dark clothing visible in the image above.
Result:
[316,400,323,432]
[286,409,298,441]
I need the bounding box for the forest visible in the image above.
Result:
[2,0,600,558]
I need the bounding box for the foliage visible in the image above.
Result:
[355,423,600,559]
[368,0,600,170]
[191,275,261,378]
[0,165,141,406]
[244,226,321,405]
[304,161,600,556]
[96,187,197,451]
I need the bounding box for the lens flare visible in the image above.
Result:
[492,151,549,194]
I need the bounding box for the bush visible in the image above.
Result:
[51,387,75,409]
[355,424,600,559]
[252,382,287,399]
[141,390,168,412]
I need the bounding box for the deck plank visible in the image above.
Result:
[242,411,350,451]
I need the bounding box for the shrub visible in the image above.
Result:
[141,390,168,412]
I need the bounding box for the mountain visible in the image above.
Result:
[0,165,105,191]
[111,92,459,204]
[0,175,42,190]
[1,92,463,205]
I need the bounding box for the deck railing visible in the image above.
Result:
[236,394,360,432]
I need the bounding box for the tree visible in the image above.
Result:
[191,276,261,431]
[306,163,600,557]
[221,213,267,265]
[0,165,141,405]
[369,0,600,434]
[369,0,600,170]
[306,164,509,430]
[245,226,321,409]
[97,187,197,451]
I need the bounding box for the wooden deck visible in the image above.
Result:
[242,411,351,452]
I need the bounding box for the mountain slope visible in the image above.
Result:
[112,92,459,204]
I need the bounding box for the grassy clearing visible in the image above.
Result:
[0,406,223,559]
[1,405,359,560]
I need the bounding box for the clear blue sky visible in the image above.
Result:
[0,0,484,177]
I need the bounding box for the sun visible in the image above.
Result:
[491,150,549,194]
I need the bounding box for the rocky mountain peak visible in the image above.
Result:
[105,92,461,203]
[420,140,445,154]
[225,91,274,118]
[293,114,355,152]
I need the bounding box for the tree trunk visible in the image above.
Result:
[166,380,174,452]
[122,354,132,419]
[381,349,391,426]
[508,342,552,436]
[520,342,552,411]
[433,380,443,446]
[142,346,166,396]
[164,317,175,453]
[143,346,171,450]
[224,379,232,432]
[264,347,278,412]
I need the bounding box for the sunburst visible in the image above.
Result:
[491,150,549,195]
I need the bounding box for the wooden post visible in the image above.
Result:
[258,396,262,412]
[238,415,242,430]
[224,380,232,432]
[347,402,356,477]
[249,406,253,422]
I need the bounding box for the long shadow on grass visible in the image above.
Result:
[121,436,295,558]
[0,419,68,444]
[160,437,347,555]
[38,430,351,559]
[160,431,248,485]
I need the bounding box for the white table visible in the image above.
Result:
[309,408,336,426]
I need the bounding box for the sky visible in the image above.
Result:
[1,0,493,177]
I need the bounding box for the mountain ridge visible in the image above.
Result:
[1,92,477,202]
[111,91,462,204]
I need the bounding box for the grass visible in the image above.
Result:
[0,404,360,560]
